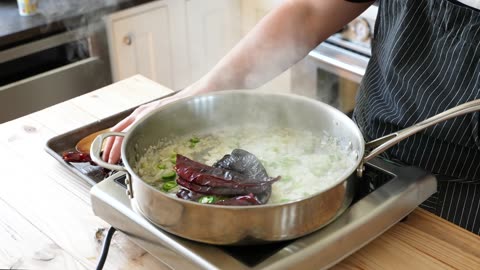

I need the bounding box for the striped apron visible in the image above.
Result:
[353,0,480,234]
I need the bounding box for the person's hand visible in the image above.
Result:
[102,89,194,164]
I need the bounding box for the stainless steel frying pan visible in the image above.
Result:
[91,91,480,245]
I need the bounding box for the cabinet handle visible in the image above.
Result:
[123,35,132,46]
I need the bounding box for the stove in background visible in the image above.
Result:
[291,5,377,115]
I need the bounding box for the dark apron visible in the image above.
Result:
[353,0,480,234]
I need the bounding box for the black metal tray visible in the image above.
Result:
[45,107,131,185]
[45,91,178,185]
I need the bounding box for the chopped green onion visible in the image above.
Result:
[161,170,176,180]
[188,136,200,148]
[162,181,177,192]
[189,136,200,143]
[170,153,177,163]
[198,195,216,204]
[157,163,166,170]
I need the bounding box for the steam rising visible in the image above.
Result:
[37,0,121,34]
[243,41,307,91]
[33,0,303,95]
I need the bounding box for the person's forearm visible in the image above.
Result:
[189,0,374,94]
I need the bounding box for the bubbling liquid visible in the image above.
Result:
[135,126,357,204]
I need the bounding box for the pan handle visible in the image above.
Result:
[90,132,134,198]
[362,99,480,166]
[90,131,127,172]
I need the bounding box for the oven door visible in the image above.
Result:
[290,41,370,115]
[0,25,112,123]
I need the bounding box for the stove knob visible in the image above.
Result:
[353,18,371,42]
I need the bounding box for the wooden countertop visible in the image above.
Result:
[1,75,479,270]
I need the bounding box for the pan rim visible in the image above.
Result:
[122,90,365,209]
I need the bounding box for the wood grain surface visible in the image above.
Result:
[1,75,479,270]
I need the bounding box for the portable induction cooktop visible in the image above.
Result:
[89,157,436,270]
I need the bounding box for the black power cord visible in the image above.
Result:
[96,227,117,270]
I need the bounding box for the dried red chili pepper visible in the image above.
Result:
[215,193,262,206]
[176,177,271,195]
[176,155,278,185]
[175,155,278,193]
[62,151,92,163]
[174,150,280,205]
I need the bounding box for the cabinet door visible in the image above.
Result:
[186,0,242,82]
[241,0,284,36]
[241,0,291,94]
[106,0,190,90]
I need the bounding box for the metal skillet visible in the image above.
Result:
[90,91,480,245]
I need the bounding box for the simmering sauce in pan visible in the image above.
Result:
[135,126,357,204]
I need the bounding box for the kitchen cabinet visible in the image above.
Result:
[106,0,242,90]
[186,0,242,82]
[105,0,190,90]
[106,0,290,92]
[240,0,291,93]
[240,0,283,36]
